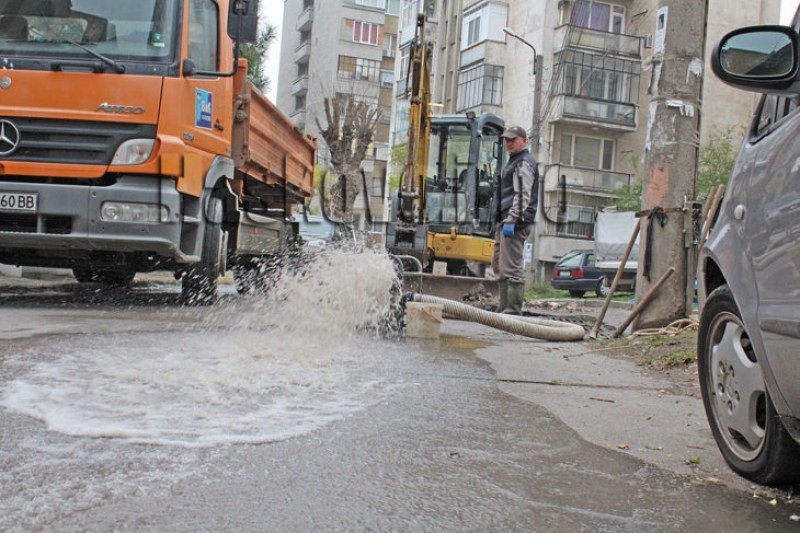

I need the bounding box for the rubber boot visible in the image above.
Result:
[502,282,525,315]
[497,279,508,313]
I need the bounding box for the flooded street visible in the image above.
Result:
[1,252,798,531]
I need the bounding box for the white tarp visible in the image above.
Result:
[595,211,640,263]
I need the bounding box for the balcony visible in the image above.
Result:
[554,25,641,58]
[296,6,313,31]
[543,164,632,193]
[294,41,311,63]
[291,75,309,96]
[551,94,636,131]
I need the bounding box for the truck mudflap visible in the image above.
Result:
[0,176,196,264]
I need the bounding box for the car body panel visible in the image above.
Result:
[700,77,800,422]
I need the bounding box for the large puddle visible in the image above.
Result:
[1,249,406,447]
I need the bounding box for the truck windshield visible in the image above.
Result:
[0,0,178,64]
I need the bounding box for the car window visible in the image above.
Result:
[753,94,799,139]
[754,94,778,138]
[586,253,595,267]
[556,251,585,269]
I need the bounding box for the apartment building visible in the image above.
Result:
[391,0,778,280]
[275,0,399,231]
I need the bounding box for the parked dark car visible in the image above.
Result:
[697,18,800,485]
[550,250,609,298]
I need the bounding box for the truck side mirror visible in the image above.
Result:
[228,0,259,44]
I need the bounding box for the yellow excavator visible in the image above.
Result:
[387,14,506,277]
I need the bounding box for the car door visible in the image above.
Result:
[744,93,800,414]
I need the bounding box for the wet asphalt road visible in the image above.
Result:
[1,281,799,531]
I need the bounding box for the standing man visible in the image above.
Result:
[493,126,539,314]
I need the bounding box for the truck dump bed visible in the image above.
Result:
[232,79,315,205]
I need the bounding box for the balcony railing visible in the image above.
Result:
[291,75,309,96]
[294,41,311,63]
[541,204,597,239]
[553,94,636,129]
[296,6,314,32]
[544,164,632,193]
[553,25,642,58]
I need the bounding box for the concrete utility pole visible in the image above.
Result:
[632,1,708,331]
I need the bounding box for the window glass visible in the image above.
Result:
[557,251,584,268]
[755,94,778,137]
[560,134,615,170]
[0,0,179,62]
[352,20,382,45]
[456,63,503,110]
[188,0,218,71]
[574,137,601,168]
[572,0,624,34]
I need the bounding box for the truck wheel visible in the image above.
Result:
[698,285,800,485]
[568,289,585,298]
[73,267,135,287]
[182,196,224,305]
[595,276,610,298]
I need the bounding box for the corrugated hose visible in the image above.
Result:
[410,293,586,342]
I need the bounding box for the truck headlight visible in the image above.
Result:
[111,139,155,166]
[100,202,169,223]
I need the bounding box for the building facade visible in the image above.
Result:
[389,0,778,280]
[276,0,399,232]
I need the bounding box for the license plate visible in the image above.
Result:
[558,271,571,278]
[0,192,37,212]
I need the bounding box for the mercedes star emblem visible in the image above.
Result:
[0,120,20,157]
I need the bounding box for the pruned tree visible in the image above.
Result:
[314,93,382,222]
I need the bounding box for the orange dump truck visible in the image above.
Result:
[0,0,313,302]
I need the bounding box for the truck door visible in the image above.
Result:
[181,0,232,158]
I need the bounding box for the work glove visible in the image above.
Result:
[502,223,515,237]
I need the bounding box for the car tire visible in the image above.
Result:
[595,276,609,298]
[698,285,800,485]
[568,289,585,298]
[182,196,224,305]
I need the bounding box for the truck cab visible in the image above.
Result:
[0,1,309,303]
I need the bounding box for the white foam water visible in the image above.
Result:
[1,249,405,447]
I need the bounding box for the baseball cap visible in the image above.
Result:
[500,126,527,139]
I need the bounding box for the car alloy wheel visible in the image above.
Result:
[698,285,800,484]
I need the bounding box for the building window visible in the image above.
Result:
[355,0,387,9]
[380,69,394,87]
[560,50,640,104]
[461,2,508,50]
[298,63,308,76]
[383,32,397,55]
[295,95,306,110]
[338,55,381,81]
[457,64,503,111]
[352,20,382,45]
[386,0,400,15]
[560,134,614,170]
[572,0,625,34]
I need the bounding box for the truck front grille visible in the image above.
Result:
[0,118,156,166]
[0,213,72,234]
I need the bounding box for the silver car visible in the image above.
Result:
[699,17,800,485]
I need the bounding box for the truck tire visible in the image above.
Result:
[182,196,224,305]
[73,267,135,287]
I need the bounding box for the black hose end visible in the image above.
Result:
[402,292,416,302]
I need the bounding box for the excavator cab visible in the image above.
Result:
[424,113,504,275]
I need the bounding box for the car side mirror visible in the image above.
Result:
[228,0,259,44]
[712,25,800,94]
